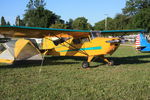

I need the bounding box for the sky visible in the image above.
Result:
[0,0,126,25]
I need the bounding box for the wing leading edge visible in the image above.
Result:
[0,25,90,38]
[100,30,146,36]
[0,25,146,38]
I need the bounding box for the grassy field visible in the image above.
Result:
[0,46,150,100]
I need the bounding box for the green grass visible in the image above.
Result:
[0,46,150,100]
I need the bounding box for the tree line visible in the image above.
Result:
[1,0,150,32]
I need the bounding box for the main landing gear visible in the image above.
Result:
[81,56,114,68]
[107,60,114,66]
[100,55,114,66]
[82,61,89,68]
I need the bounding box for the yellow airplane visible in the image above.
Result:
[0,26,145,68]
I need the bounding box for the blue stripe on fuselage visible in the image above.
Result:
[58,46,102,52]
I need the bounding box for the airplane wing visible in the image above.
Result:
[0,25,146,38]
[0,25,90,38]
[100,30,146,36]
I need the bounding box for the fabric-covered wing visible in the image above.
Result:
[0,26,90,38]
[100,30,146,36]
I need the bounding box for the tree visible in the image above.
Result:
[94,20,105,30]
[72,17,92,30]
[1,16,6,25]
[94,0,150,31]
[132,7,150,31]
[26,0,34,10]
[66,19,73,29]
[123,0,150,16]
[34,0,46,8]
[113,14,131,30]
[106,17,116,30]
[24,7,61,27]
[50,21,67,29]
[15,16,25,26]
[6,21,10,26]
[122,0,150,31]
[26,0,46,10]
[94,17,115,30]
[23,0,62,27]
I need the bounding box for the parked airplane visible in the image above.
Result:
[0,25,145,68]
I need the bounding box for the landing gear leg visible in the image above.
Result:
[82,56,94,68]
[107,60,114,66]
[100,55,114,66]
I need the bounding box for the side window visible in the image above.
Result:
[73,38,81,44]
[81,37,90,43]
[53,37,70,45]
[90,31,101,39]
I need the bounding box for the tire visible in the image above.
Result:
[108,60,114,66]
[82,61,89,68]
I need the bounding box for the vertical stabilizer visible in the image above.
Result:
[135,33,150,52]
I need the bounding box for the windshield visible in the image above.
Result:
[90,31,101,39]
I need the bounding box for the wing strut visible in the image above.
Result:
[50,33,89,56]
[39,50,48,73]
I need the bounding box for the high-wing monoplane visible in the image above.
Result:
[0,26,145,68]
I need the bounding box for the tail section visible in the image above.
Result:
[135,33,150,52]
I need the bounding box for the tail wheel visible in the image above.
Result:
[108,60,114,66]
[82,61,89,68]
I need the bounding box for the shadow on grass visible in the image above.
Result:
[0,56,83,69]
[108,55,150,65]
[0,55,150,69]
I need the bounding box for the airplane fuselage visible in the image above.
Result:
[48,37,120,57]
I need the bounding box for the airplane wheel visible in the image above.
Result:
[108,60,114,66]
[82,61,89,68]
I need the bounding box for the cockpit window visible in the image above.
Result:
[53,37,70,45]
[90,31,101,39]
[73,38,81,44]
[81,37,90,43]
[73,37,90,44]
[0,44,6,54]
